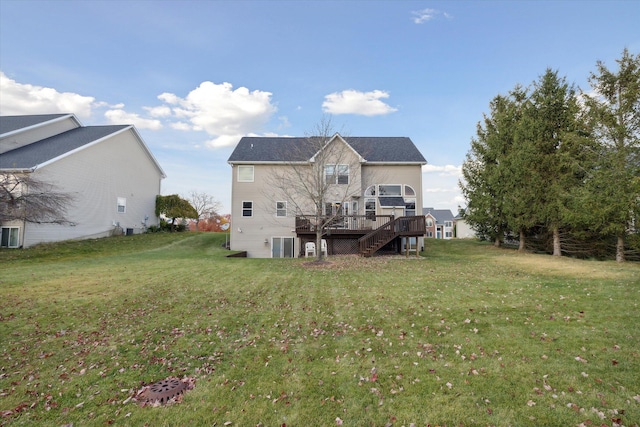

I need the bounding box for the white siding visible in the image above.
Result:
[230,164,296,257]
[23,129,162,247]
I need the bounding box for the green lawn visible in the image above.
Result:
[1,234,639,426]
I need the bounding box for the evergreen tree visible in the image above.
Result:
[525,69,585,256]
[461,94,516,246]
[583,49,640,262]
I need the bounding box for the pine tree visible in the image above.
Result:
[583,49,640,262]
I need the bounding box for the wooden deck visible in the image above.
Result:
[295,215,425,256]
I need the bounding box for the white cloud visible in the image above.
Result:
[411,8,452,24]
[0,71,95,119]
[144,105,172,117]
[422,164,465,211]
[422,164,462,177]
[157,81,277,148]
[104,109,163,130]
[171,121,192,131]
[322,89,398,116]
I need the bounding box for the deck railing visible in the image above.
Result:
[295,215,394,234]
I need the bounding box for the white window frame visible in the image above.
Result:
[237,165,255,182]
[325,164,349,184]
[404,185,416,196]
[242,200,253,217]
[1,226,20,248]
[276,201,287,217]
[117,197,126,213]
[365,198,376,219]
[271,236,295,258]
[378,184,402,196]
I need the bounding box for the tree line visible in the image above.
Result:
[461,49,640,262]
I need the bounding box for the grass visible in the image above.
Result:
[1,233,639,427]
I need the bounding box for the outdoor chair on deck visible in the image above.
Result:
[320,239,328,257]
[305,242,316,257]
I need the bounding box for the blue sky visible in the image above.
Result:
[1,0,638,213]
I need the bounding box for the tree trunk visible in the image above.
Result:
[316,230,324,261]
[616,234,625,263]
[518,229,526,252]
[494,236,501,247]
[552,226,561,256]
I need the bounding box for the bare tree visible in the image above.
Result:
[186,190,222,231]
[0,172,74,225]
[266,117,365,261]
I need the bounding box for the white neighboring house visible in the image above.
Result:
[227,134,427,258]
[0,113,165,248]
[453,211,476,239]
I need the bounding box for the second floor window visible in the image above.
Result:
[117,197,126,213]
[445,221,453,228]
[238,165,254,182]
[242,201,253,217]
[276,201,287,217]
[325,164,349,184]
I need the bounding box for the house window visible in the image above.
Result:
[276,201,287,217]
[364,185,376,196]
[242,201,253,217]
[272,237,294,258]
[426,231,433,238]
[404,185,416,196]
[238,165,254,182]
[445,221,453,228]
[405,198,416,216]
[117,197,126,213]
[1,227,20,248]
[378,184,401,196]
[325,164,349,184]
[426,218,433,227]
[445,231,453,238]
[365,198,376,219]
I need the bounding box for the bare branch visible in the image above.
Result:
[0,172,74,224]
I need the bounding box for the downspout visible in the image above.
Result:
[21,219,26,248]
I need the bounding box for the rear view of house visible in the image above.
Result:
[227,133,427,258]
[0,113,165,248]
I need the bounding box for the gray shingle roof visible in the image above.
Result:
[0,114,71,135]
[228,135,427,164]
[0,125,129,169]
[423,207,454,223]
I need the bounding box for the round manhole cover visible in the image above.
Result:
[135,377,194,406]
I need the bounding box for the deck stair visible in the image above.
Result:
[358,216,425,257]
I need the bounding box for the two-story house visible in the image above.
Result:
[424,208,454,239]
[227,134,427,258]
[0,113,165,248]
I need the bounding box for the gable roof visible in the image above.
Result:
[228,135,427,164]
[0,114,75,136]
[0,123,166,178]
[0,125,129,170]
[423,207,454,223]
